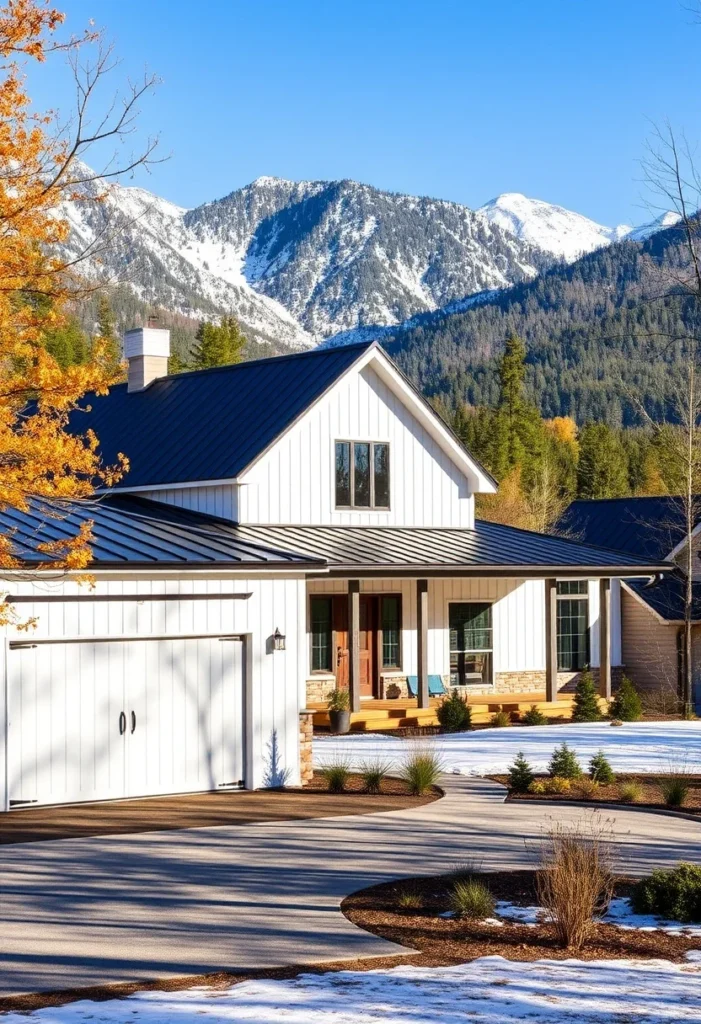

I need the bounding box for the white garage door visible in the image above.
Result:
[6,634,245,807]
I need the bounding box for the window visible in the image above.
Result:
[556,581,589,671]
[380,595,401,669]
[449,602,493,686]
[310,596,333,672]
[335,441,390,509]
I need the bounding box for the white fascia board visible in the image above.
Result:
[666,520,701,563]
[95,478,241,495]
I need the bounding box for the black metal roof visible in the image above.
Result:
[71,341,374,489]
[556,496,701,562]
[0,496,326,568]
[625,572,701,623]
[237,519,671,576]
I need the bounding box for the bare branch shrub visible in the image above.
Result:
[536,817,616,950]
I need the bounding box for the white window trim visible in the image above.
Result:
[446,598,495,687]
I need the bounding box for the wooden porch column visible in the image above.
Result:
[417,578,429,709]
[544,578,558,703]
[348,579,361,713]
[599,577,612,699]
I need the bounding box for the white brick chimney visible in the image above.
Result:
[124,325,170,392]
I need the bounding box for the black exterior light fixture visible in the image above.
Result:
[273,627,286,651]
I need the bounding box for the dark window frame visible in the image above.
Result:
[309,595,334,674]
[378,594,403,671]
[556,580,590,671]
[334,440,390,510]
[448,601,494,687]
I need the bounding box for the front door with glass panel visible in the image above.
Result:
[449,602,493,686]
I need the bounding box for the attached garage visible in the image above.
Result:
[6,633,246,807]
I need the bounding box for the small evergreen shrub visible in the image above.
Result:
[522,704,548,726]
[660,775,690,807]
[490,710,511,728]
[400,748,443,795]
[619,781,642,804]
[609,676,642,722]
[572,671,603,722]
[360,759,391,795]
[449,879,495,919]
[319,760,352,793]
[528,779,547,795]
[589,750,615,785]
[508,752,535,793]
[437,691,472,733]
[631,863,701,923]
[327,687,350,712]
[548,742,582,779]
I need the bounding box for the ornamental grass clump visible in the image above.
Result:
[396,886,424,911]
[437,691,472,732]
[490,710,511,728]
[660,774,690,807]
[589,750,615,785]
[572,671,603,722]
[449,878,495,920]
[359,758,391,795]
[536,818,616,950]
[631,863,701,923]
[522,705,548,726]
[399,746,443,795]
[609,676,642,722]
[548,742,582,779]
[619,780,642,804]
[319,760,352,793]
[508,752,535,793]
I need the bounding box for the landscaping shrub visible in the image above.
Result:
[548,742,582,779]
[449,878,495,919]
[399,747,443,795]
[319,760,352,793]
[359,758,391,795]
[631,863,701,923]
[396,887,424,911]
[619,781,642,804]
[437,691,472,732]
[547,776,573,795]
[528,779,547,795]
[508,752,535,793]
[576,777,600,800]
[522,704,548,726]
[326,687,350,712]
[537,819,616,949]
[609,676,642,722]
[490,710,511,728]
[589,750,615,785]
[572,671,603,722]
[660,775,690,807]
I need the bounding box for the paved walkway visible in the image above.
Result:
[1,776,699,997]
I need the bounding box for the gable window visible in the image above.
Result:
[449,602,493,686]
[335,441,390,509]
[310,596,333,672]
[556,581,589,671]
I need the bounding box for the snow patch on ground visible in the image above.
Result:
[7,957,701,1023]
[315,721,701,776]
[492,898,701,935]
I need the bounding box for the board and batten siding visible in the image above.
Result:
[307,577,620,679]
[138,484,238,521]
[238,364,475,527]
[0,575,306,809]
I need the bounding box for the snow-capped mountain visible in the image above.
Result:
[477,193,632,261]
[624,210,681,242]
[59,173,676,350]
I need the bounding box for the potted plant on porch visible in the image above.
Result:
[327,687,351,734]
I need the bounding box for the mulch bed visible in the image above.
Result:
[341,869,701,966]
[0,773,439,845]
[491,773,701,814]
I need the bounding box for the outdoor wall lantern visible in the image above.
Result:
[273,627,286,651]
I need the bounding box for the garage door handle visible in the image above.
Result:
[119,711,126,735]
[131,711,136,734]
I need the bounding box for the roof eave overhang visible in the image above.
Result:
[319,564,670,579]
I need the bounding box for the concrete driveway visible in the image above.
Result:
[0,776,699,998]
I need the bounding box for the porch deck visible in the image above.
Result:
[309,692,607,731]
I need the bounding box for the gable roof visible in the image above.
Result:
[72,340,495,492]
[555,496,701,562]
[0,495,326,568]
[624,572,701,624]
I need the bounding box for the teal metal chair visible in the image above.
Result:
[406,674,446,698]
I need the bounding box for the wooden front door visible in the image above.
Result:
[332,595,377,698]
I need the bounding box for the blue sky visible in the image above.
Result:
[29,0,700,226]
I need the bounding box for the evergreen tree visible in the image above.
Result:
[42,316,89,368]
[588,750,615,784]
[548,742,582,779]
[576,423,629,498]
[192,315,246,369]
[572,670,603,722]
[94,294,121,372]
[508,752,535,793]
[609,676,643,722]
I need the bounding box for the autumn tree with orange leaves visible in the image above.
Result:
[0,0,157,582]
